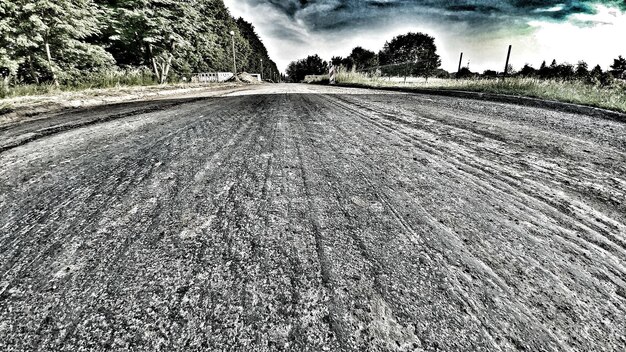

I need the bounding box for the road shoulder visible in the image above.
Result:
[334,82,626,122]
[0,84,257,153]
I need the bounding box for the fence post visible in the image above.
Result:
[457,52,463,79]
[329,65,336,84]
[503,45,512,80]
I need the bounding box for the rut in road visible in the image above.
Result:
[0,84,625,351]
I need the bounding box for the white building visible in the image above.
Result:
[194,72,234,83]
[249,73,261,82]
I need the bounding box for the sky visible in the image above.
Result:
[224,0,626,73]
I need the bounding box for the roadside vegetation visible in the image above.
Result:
[288,31,626,113]
[0,67,156,99]
[335,70,626,113]
[0,0,279,99]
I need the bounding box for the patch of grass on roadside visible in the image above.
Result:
[336,71,626,114]
[0,101,13,115]
[0,68,159,100]
[303,74,329,84]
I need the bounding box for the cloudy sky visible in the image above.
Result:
[224,0,626,73]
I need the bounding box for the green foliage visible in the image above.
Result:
[0,66,157,98]
[236,18,278,80]
[330,56,353,71]
[519,64,536,77]
[286,54,328,82]
[575,61,589,78]
[344,47,378,71]
[108,0,197,83]
[610,55,626,78]
[3,0,115,85]
[378,32,441,79]
[0,0,278,92]
[335,71,626,114]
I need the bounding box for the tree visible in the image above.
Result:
[519,64,536,77]
[538,61,548,78]
[106,0,258,82]
[432,68,450,79]
[586,64,603,85]
[575,61,589,78]
[538,59,560,79]
[610,55,626,78]
[236,18,277,79]
[0,1,22,83]
[109,0,195,83]
[1,0,280,86]
[482,70,497,78]
[3,0,114,85]
[590,64,603,78]
[347,47,378,71]
[330,56,343,68]
[286,54,328,82]
[505,64,516,76]
[329,55,355,70]
[378,32,441,80]
[555,63,574,80]
[456,67,474,79]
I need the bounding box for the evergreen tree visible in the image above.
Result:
[610,55,626,78]
[236,18,277,79]
[575,61,589,78]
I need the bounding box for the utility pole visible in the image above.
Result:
[229,31,237,74]
[503,45,512,80]
[457,52,463,79]
[260,58,263,81]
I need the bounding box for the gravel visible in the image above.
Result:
[0,84,625,351]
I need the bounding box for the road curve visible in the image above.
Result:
[1,84,625,351]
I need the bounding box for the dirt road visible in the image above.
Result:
[1,84,625,351]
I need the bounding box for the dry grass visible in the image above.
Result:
[0,68,158,99]
[303,74,329,84]
[336,71,626,113]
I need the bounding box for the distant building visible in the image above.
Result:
[249,73,262,82]
[193,72,234,83]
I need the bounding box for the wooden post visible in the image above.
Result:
[503,45,512,80]
[457,52,463,79]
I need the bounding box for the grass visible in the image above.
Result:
[303,74,329,84]
[0,101,13,115]
[335,71,626,114]
[0,68,159,99]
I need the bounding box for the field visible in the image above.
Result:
[333,71,626,113]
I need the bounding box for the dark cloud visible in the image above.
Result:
[242,0,625,32]
[446,4,501,13]
[262,0,305,17]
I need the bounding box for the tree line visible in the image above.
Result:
[0,0,279,86]
[463,56,626,86]
[286,32,442,82]
[286,30,626,86]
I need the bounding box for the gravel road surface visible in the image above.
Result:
[1,84,625,351]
